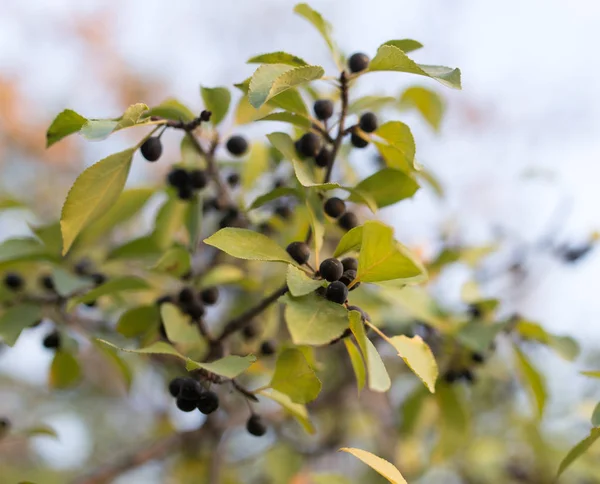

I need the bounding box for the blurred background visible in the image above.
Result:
[1,0,600,482]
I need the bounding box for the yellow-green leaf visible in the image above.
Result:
[349,168,418,208]
[98,339,186,359]
[204,227,297,265]
[333,226,363,257]
[294,3,339,63]
[375,121,416,168]
[256,111,312,129]
[514,345,547,419]
[249,64,324,108]
[344,338,366,393]
[0,304,42,346]
[146,98,195,122]
[383,39,424,53]
[557,428,600,477]
[260,388,315,434]
[400,86,445,131]
[186,354,257,378]
[368,44,461,90]
[116,305,160,338]
[270,348,321,403]
[201,86,231,126]
[287,265,323,297]
[151,246,191,278]
[46,109,87,147]
[160,303,204,347]
[242,142,270,190]
[389,335,438,392]
[67,276,150,310]
[339,447,407,484]
[248,51,308,67]
[60,148,135,254]
[49,351,82,389]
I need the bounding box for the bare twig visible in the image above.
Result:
[324,71,349,184]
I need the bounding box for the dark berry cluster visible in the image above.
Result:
[167,167,209,201]
[169,377,219,414]
[322,197,359,231]
[315,257,360,305]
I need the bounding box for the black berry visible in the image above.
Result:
[286,241,311,265]
[443,371,460,384]
[169,377,184,397]
[315,147,332,168]
[324,197,346,218]
[91,272,106,286]
[177,185,194,201]
[319,258,344,282]
[471,352,485,364]
[341,257,358,272]
[4,273,23,291]
[339,270,357,288]
[350,132,369,148]
[313,99,334,120]
[183,301,206,320]
[246,414,267,437]
[140,137,163,162]
[74,259,91,276]
[275,204,292,220]
[178,287,195,305]
[226,136,248,157]
[359,112,378,133]
[42,331,61,349]
[339,212,359,231]
[242,325,257,340]
[348,53,370,73]
[40,274,55,292]
[326,281,348,304]
[189,170,208,190]
[178,378,202,400]
[156,294,174,306]
[176,397,198,412]
[167,168,190,189]
[297,132,321,158]
[227,173,240,188]
[200,287,219,305]
[197,391,219,414]
[260,340,276,356]
[468,304,482,319]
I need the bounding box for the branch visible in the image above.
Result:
[217,283,289,342]
[324,71,349,184]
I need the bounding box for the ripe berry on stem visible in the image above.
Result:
[176,397,197,412]
[260,340,276,356]
[197,391,219,414]
[315,147,332,168]
[297,132,321,158]
[323,197,346,218]
[169,377,184,397]
[167,168,190,189]
[319,258,344,282]
[339,212,359,231]
[341,257,358,272]
[326,281,348,304]
[140,137,163,162]
[189,170,208,190]
[339,269,357,288]
[200,287,219,305]
[227,173,240,187]
[246,414,267,437]
[4,273,23,291]
[226,136,248,157]
[348,53,370,73]
[286,241,311,265]
[313,99,334,120]
[351,132,369,148]
[40,274,55,291]
[359,112,378,133]
[43,331,61,349]
[178,378,203,401]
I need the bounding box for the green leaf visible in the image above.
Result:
[294,3,339,62]
[248,187,300,210]
[456,322,506,353]
[281,292,349,346]
[0,304,42,346]
[79,103,151,141]
[256,111,312,129]
[160,303,204,347]
[435,384,470,456]
[46,109,87,147]
[375,143,413,174]
[51,268,92,297]
[592,403,600,427]
[200,86,231,126]
[270,348,321,404]
[344,338,366,393]
[259,388,315,434]
[515,319,580,361]
[268,89,309,116]
[146,98,195,122]
[368,44,462,90]
[286,265,323,297]
[249,65,324,108]
[60,148,135,255]
[242,142,270,191]
[382,39,424,53]
[93,339,133,391]
[153,195,188,250]
[389,335,438,392]
[348,95,396,114]
[186,354,257,378]
[343,188,378,214]
[582,371,600,379]
[31,222,63,255]
[349,310,391,392]
[204,227,297,265]
[98,339,186,359]
[200,265,246,287]
[108,235,162,260]
[557,428,600,477]
[0,238,54,269]
[79,188,155,245]
[357,221,427,284]
[0,198,26,211]
[235,94,275,125]
[375,121,416,168]
[151,246,191,278]
[333,226,363,257]
[116,305,160,338]
[21,424,58,439]
[400,86,445,131]
[67,276,150,310]
[248,51,308,67]
[49,351,82,389]
[311,474,351,484]
[339,448,408,484]
[349,168,419,208]
[514,345,547,419]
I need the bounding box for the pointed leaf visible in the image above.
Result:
[270,349,321,403]
[49,351,82,389]
[67,276,150,310]
[60,148,135,254]
[46,109,87,147]
[256,111,312,129]
[51,268,92,297]
[281,292,349,346]
[242,142,270,191]
[348,96,396,114]
[0,304,42,346]
[248,186,300,210]
[80,103,151,140]
[369,45,462,89]
[287,265,324,297]
[345,338,366,393]
[333,226,363,258]
[259,388,315,434]
[383,39,424,53]
[389,335,438,392]
[557,428,600,477]
[294,3,338,61]
[349,168,418,208]
[249,65,324,108]
[98,339,186,359]
[340,448,407,484]
[201,86,231,126]
[375,121,415,167]
[151,246,191,278]
[514,345,547,419]
[400,86,445,131]
[248,51,308,67]
[116,305,160,338]
[268,89,309,115]
[160,303,204,347]
[592,403,600,427]
[204,227,297,265]
[186,354,257,378]
[146,98,195,122]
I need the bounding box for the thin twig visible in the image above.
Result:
[324,71,349,184]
